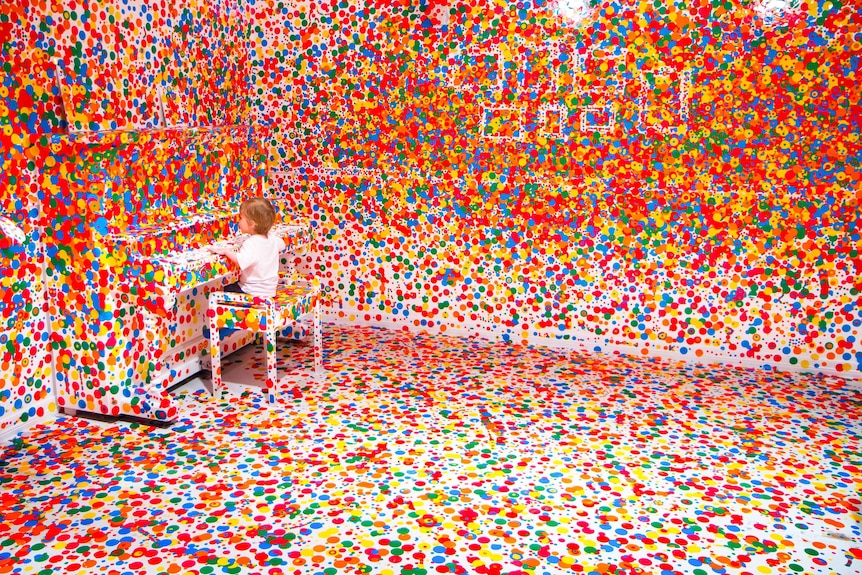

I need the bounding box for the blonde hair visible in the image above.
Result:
[241,198,277,235]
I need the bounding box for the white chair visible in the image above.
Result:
[207,274,323,402]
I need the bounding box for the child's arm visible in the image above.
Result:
[208,245,239,263]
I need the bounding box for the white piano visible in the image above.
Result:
[47,125,312,424]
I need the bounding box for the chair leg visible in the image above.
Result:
[313,298,323,378]
[264,328,277,404]
[208,312,222,398]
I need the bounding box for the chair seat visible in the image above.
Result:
[210,282,319,330]
[207,275,323,402]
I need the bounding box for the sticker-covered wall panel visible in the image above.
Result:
[0,222,52,434]
[1,0,259,428]
[1,5,63,434]
[256,0,861,375]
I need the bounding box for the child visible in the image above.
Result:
[209,197,285,298]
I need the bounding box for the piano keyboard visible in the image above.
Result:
[134,222,313,310]
[158,237,240,269]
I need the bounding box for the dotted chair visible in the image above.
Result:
[207,274,323,403]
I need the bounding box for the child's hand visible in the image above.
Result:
[208,245,238,264]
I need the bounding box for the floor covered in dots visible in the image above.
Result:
[1,325,861,575]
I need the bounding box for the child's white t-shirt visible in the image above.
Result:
[236,233,286,297]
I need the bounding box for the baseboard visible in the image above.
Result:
[322,315,862,384]
[0,406,57,445]
[524,333,862,382]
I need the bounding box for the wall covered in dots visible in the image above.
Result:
[251,0,861,375]
[1,0,262,431]
[0,220,50,434]
[1,0,860,431]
